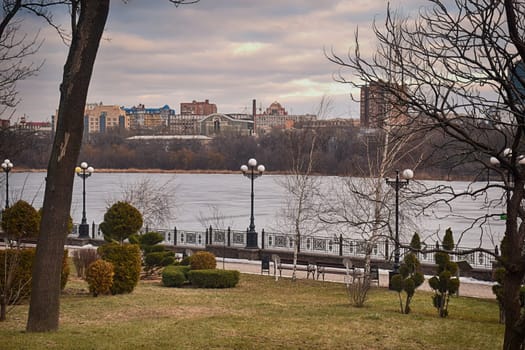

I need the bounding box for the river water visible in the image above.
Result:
[4,172,506,249]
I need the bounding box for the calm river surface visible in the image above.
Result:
[6,172,505,249]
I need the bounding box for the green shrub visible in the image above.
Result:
[145,252,175,270]
[132,231,174,277]
[85,259,114,297]
[390,233,425,314]
[187,269,240,288]
[98,243,141,295]
[180,256,191,266]
[1,200,39,241]
[0,248,69,305]
[0,249,35,304]
[429,228,460,317]
[190,251,217,270]
[162,265,189,287]
[100,201,143,244]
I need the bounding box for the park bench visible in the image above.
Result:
[316,259,379,287]
[316,258,354,284]
[271,254,316,279]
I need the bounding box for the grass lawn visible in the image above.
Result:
[0,273,503,350]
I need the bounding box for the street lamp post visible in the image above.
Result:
[1,159,13,209]
[75,162,94,238]
[386,169,414,277]
[241,158,265,249]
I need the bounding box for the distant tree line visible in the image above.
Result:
[2,126,487,179]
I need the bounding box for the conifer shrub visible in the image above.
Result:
[0,249,35,304]
[98,243,141,294]
[187,269,240,288]
[130,231,175,277]
[428,228,460,317]
[180,256,191,266]
[0,248,69,304]
[100,201,143,244]
[190,251,217,270]
[85,259,114,297]
[1,200,39,241]
[390,233,425,314]
[162,265,189,287]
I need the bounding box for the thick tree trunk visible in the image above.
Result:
[502,183,525,350]
[503,272,524,350]
[26,0,109,332]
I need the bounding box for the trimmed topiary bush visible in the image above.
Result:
[390,233,425,314]
[190,251,217,270]
[187,269,240,288]
[98,243,141,295]
[1,200,39,241]
[130,231,175,277]
[100,201,143,244]
[428,228,460,318]
[162,265,189,287]
[85,259,114,297]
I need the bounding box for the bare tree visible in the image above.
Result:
[274,129,324,281]
[327,1,525,348]
[26,1,198,332]
[0,1,67,117]
[107,176,177,229]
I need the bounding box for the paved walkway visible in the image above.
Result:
[218,258,496,299]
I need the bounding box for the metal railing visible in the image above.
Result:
[71,224,497,270]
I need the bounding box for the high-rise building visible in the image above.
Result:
[360,81,408,129]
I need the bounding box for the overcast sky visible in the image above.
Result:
[13,0,424,122]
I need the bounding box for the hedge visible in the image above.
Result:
[187,269,240,288]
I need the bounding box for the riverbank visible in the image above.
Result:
[10,167,479,181]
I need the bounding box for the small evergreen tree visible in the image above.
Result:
[99,201,143,244]
[129,231,174,277]
[428,228,460,317]
[1,200,39,243]
[98,243,141,295]
[390,233,425,314]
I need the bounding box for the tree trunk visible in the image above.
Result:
[26,0,109,332]
[502,271,524,350]
[502,181,525,350]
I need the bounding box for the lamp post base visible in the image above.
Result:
[246,230,258,249]
[78,223,90,239]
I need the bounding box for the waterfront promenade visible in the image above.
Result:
[218,258,495,299]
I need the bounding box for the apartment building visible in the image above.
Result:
[84,103,128,133]
[360,81,408,129]
[180,99,217,115]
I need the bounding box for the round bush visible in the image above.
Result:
[86,259,114,297]
[187,269,240,288]
[98,243,141,295]
[162,265,188,287]
[190,251,216,270]
[100,201,143,243]
[1,200,39,240]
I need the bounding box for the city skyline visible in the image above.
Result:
[12,0,422,122]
